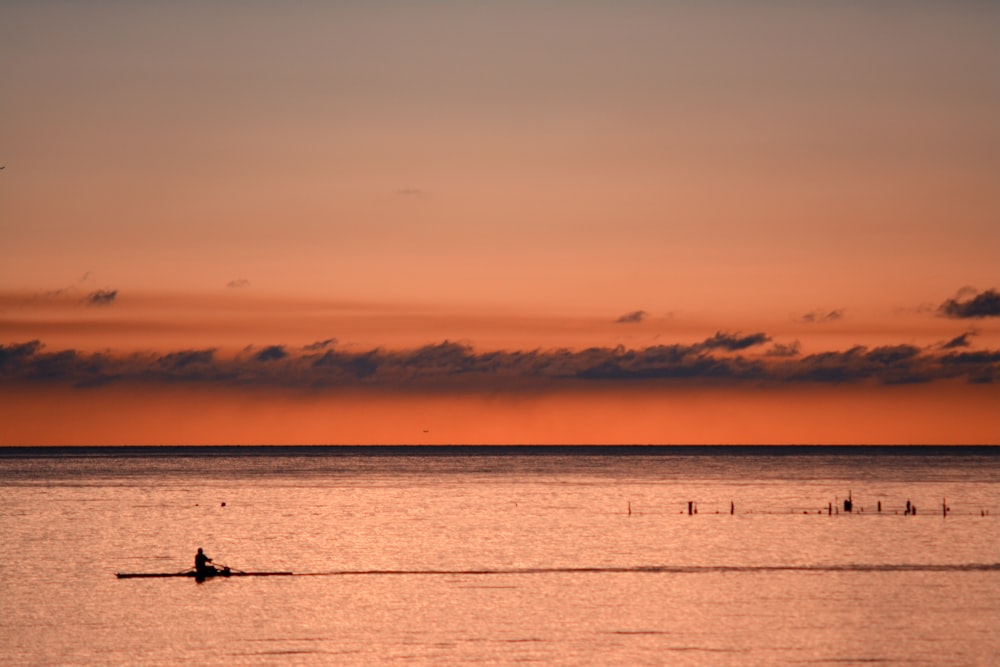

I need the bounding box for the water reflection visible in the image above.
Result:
[1,447,998,666]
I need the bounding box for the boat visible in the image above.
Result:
[116,566,293,580]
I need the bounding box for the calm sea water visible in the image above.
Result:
[1,446,998,666]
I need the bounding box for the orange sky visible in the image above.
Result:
[2,381,998,446]
[1,2,998,444]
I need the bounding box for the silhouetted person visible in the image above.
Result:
[195,548,214,575]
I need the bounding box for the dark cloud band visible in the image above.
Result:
[1,334,995,391]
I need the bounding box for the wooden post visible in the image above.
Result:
[688,501,693,516]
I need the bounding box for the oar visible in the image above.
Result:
[214,562,246,574]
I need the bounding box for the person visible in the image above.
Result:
[195,548,214,575]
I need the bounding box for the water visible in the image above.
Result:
[1,446,998,666]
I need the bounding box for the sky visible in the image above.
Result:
[1,1,998,444]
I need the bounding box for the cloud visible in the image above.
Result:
[939,350,1000,384]
[158,349,217,370]
[765,341,801,358]
[38,272,96,299]
[396,188,424,196]
[615,310,647,324]
[226,279,251,289]
[938,289,1000,319]
[941,332,974,350]
[0,340,43,368]
[701,331,771,351]
[254,345,288,362]
[311,348,380,379]
[4,333,995,391]
[574,345,765,381]
[303,338,337,351]
[85,289,117,306]
[783,345,930,384]
[798,309,843,323]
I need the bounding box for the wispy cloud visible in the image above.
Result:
[939,288,1000,319]
[3,334,996,391]
[85,289,117,306]
[798,309,843,323]
[765,341,801,358]
[941,332,975,350]
[303,338,337,351]
[41,271,96,299]
[226,278,251,289]
[615,310,647,324]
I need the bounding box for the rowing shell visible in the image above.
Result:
[116,568,293,579]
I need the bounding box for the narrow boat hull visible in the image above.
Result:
[116,570,293,579]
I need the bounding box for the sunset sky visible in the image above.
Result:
[1,1,998,444]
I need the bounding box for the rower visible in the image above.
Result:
[195,548,214,575]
